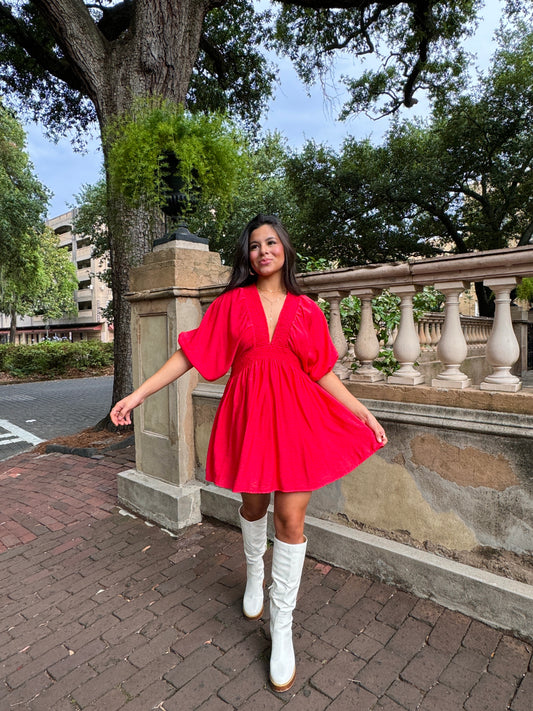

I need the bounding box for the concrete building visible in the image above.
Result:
[0,209,113,343]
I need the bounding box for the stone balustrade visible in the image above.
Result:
[298,246,533,392]
[416,313,492,352]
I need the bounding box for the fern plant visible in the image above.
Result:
[105,97,246,223]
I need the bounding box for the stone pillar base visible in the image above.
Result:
[117,469,202,532]
[388,373,424,386]
[432,377,472,389]
[351,370,385,383]
[480,381,522,393]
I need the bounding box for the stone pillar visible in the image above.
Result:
[117,239,229,531]
[387,286,424,385]
[480,277,522,392]
[320,291,350,379]
[350,289,385,383]
[432,281,472,389]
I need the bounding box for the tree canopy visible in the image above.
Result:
[0,1,485,134]
[0,227,78,341]
[280,23,532,264]
[0,104,76,340]
[0,100,48,272]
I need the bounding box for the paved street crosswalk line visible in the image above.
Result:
[0,419,44,446]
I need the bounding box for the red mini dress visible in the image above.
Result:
[178,284,382,493]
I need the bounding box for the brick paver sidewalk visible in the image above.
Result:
[1,449,532,710]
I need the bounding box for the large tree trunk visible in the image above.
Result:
[35,0,212,413]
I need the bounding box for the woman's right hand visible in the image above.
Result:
[110,392,144,426]
[109,349,193,427]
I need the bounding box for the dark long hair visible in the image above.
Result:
[224,214,302,295]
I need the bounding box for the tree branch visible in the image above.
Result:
[278,0,403,10]
[0,2,82,89]
[199,33,229,86]
[32,0,107,99]
[518,219,533,247]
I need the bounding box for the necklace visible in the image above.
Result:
[257,287,286,295]
[258,290,286,307]
[258,288,286,333]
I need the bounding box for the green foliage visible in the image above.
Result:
[297,254,337,273]
[187,0,276,130]
[285,138,436,266]
[284,23,533,273]
[516,278,533,304]
[0,341,113,378]
[0,0,274,140]
[270,1,479,118]
[0,100,49,273]
[190,131,298,262]
[105,97,246,223]
[413,287,446,317]
[342,287,444,376]
[0,227,78,328]
[73,177,108,259]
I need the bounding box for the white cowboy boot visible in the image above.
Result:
[239,507,268,619]
[269,536,307,692]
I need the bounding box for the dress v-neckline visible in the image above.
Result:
[252,284,296,346]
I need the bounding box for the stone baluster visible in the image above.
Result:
[431,320,441,348]
[424,320,433,349]
[418,319,428,349]
[480,277,522,392]
[432,282,472,389]
[350,289,385,382]
[387,286,424,385]
[463,322,471,346]
[320,291,350,379]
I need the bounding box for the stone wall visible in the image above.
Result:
[192,384,533,557]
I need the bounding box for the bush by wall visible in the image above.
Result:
[0,341,114,378]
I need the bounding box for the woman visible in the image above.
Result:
[111,214,387,693]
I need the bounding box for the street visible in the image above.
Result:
[0,376,113,461]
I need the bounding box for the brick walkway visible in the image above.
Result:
[0,448,532,710]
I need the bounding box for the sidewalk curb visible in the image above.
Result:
[46,434,135,459]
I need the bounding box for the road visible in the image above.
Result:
[0,376,113,461]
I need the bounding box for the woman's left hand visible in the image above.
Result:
[365,413,387,445]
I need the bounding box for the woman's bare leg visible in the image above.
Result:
[241,492,271,521]
[272,491,311,543]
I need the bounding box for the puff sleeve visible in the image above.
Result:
[294,296,339,381]
[178,290,242,381]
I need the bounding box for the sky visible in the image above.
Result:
[24,0,504,219]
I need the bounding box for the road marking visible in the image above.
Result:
[0,420,44,447]
[0,394,34,401]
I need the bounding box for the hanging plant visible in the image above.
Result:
[105,96,246,222]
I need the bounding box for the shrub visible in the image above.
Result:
[0,341,113,378]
